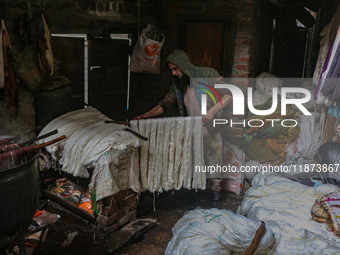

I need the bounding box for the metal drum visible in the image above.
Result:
[0,155,39,237]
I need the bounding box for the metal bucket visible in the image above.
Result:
[0,155,39,237]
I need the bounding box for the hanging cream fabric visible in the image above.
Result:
[131,116,205,192]
[313,5,340,87]
[0,19,5,89]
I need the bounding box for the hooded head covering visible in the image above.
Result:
[166,49,220,79]
[166,49,195,78]
[159,49,224,116]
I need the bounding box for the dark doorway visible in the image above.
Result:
[184,21,225,75]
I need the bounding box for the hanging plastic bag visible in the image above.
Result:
[130,24,164,74]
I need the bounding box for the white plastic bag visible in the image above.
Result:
[221,172,244,195]
[221,142,246,195]
[130,24,164,74]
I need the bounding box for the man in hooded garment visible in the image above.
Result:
[134,49,232,205]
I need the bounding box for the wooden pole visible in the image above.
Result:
[244,221,266,255]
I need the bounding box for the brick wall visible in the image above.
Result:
[98,189,138,233]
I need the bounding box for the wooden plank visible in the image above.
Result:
[104,218,157,254]
[41,190,96,223]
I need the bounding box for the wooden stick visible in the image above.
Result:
[104,120,130,126]
[34,135,66,150]
[123,128,148,141]
[104,121,147,141]
[244,221,266,255]
[19,129,58,147]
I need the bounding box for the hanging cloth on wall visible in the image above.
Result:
[0,20,5,89]
[0,19,18,114]
[41,14,54,76]
[314,25,340,105]
[313,5,340,88]
[321,26,340,102]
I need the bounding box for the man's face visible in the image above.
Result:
[168,63,183,79]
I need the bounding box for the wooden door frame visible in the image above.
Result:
[177,14,235,77]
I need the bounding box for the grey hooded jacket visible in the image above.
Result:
[159,49,222,116]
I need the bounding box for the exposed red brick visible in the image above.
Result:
[234,46,249,56]
[117,210,137,227]
[114,190,129,201]
[101,203,120,217]
[239,56,253,63]
[102,195,115,207]
[129,201,138,211]
[237,72,250,78]
[236,64,249,71]
[121,194,137,208]
[98,209,126,226]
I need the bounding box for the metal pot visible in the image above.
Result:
[0,154,39,237]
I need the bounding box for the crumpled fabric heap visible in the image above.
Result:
[165,208,276,255]
[285,113,322,165]
[238,173,340,254]
[252,72,282,106]
[242,98,300,165]
[38,107,141,200]
[39,106,140,177]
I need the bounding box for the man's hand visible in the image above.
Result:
[133,115,143,120]
[133,104,164,120]
[202,108,216,122]
[202,94,232,122]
